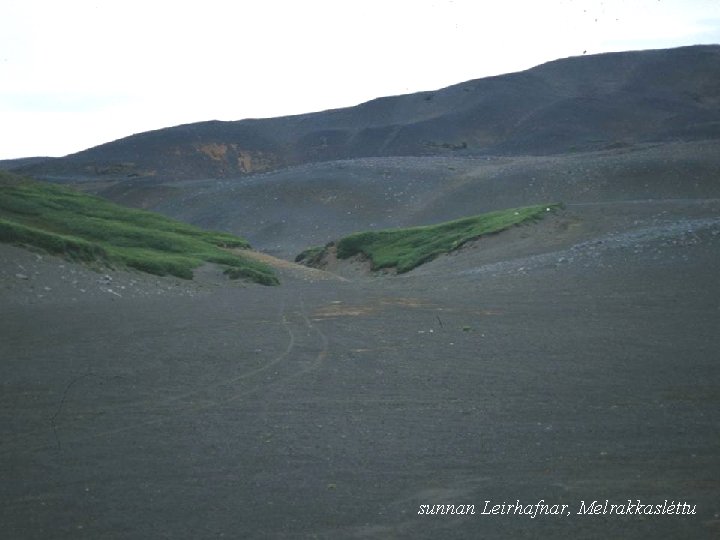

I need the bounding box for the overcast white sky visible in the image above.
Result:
[1,0,719,159]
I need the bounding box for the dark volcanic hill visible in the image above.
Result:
[16,45,720,181]
[0,157,53,170]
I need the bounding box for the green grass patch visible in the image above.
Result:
[0,171,278,285]
[329,203,561,273]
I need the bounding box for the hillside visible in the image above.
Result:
[79,140,718,258]
[12,45,720,181]
[3,44,720,540]
[297,204,560,273]
[0,171,278,285]
[0,157,52,169]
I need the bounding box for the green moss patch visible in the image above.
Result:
[304,203,561,274]
[0,171,278,285]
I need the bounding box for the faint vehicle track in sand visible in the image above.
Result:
[0,294,332,455]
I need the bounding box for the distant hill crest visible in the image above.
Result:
[13,45,720,181]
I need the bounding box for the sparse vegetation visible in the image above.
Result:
[294,245,326,266]
[312,203,561,274]
[223,266,279,286]
[0,171,278,285]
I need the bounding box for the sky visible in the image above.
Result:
[1,0,719,159]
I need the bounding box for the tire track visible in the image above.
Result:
[1,297,300,455]
[254,298,330,425]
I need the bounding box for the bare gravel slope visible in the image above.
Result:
[1,196,719,539]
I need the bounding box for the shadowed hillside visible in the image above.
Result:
[13,45,720,181]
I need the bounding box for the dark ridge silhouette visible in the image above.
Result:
[0,157,53,170]
[15,45,720,181]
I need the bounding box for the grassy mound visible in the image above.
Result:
[294,245,325,266]
[0,171,278,285]
[299,203,561,273]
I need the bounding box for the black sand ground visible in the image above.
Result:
[2,199,719,539]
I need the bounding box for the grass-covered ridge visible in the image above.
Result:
[299,203,561,274]
[0,172,278,285]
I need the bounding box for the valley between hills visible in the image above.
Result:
[1,46,719,539]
